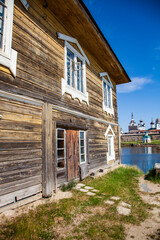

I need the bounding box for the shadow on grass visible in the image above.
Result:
[145,168,160,183]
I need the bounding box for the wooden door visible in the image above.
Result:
[66,130,79,181]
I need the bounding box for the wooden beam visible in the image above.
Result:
[42,103,53,197]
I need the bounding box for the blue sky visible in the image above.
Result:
[82,0,160,132]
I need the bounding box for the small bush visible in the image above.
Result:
[61,180,75,192]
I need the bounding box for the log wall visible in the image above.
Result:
[0,95,42,208]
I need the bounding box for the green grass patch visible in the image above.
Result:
[121,140,160,146]
[61,180,76,192]
[0,167,150,240]
[145,168,160,183]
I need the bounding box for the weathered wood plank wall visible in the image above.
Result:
[0,0,121,208]
[0,96,42,207]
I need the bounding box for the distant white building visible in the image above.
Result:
[150,120,155,129]
[155,118,160,129]
[138,119,145,131]
[128,113,138,132]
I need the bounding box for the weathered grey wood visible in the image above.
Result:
[0,193,42,214]
[86,130,90,164]
[0,184,41,208]
[42,103,53,197]
[52,120,57,192]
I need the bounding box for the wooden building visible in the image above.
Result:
[0,0,130,210]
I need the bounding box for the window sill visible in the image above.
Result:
[107,152,115,162]
[61,78,89,104]
[0,49,17,77]
[103,103,114,115]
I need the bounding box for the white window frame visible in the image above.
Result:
[79,130,86,164]
[105,125,115,163]
[61,41,88,104]
[100,72,114,115]
[0,0,17,76]
[57,33,89,104]
[56,128,66,171]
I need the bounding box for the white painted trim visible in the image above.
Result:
[105,125,115,162]
[0,90,43,106]
[19,0,29,10]
[0,90,118,126]
[57,32,90,65]
[102,78,114,115]
[62,78,89,104]
[100,73,113,88]
[62,41,89,104]
[107,135,115,162]
[79,130,86,164]
[0,0,17,76]
[104,125,115,137]
[0,49,17,76]
[52,104,118,126]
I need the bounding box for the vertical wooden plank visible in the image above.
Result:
[86,130,90,164]
[66,130,79,181]
[52,120,57,192]
[118,125,121,164]
[42,103,53,197]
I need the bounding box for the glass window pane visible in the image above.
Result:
[58,130,64,139]
[0,2,5,49]
[80,139,84,147]
[80,154,85,163]
[103,83,107,106]
[67,49,74,87]
[57,149,64,158]
[58,140,64,149]
[80,131,84,139]
[80,147,84,154]
[57,160,64,168]
[108,86,111,108]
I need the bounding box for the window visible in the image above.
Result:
[0,0,17,76]
[66,48,84,93]
[57,129,66,170]
[100,72,114,115]
[0,0,5,49]
[105,125,115,162]
[79,131,86,164]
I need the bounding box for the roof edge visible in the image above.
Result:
[78,0,131,83]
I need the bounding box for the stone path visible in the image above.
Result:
[74,184,131,216]
[126,176,160,240]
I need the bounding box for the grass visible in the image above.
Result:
[61,180,76,192]
[0,167,150,240]
[145,168,160,183]
[121,140,160,146]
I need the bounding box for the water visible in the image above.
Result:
[121,146,160,173]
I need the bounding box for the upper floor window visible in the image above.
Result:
[57,32,89,104]
[67,46,84,93]
[0,0,6,49]
[100,72,114,115]
[0,0,17,76]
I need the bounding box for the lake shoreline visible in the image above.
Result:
[121,143,160,148]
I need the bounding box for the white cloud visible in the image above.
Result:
[117,77,152,93]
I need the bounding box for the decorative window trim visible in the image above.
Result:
[105,125,115,162]
[100,72,114,115]
[79,130,86,164]
[19,0,29,10]
[56,128,66,171]
[0,0,17,76]
[57,33,89,104]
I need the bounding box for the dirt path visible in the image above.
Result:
[125,176,160,240]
